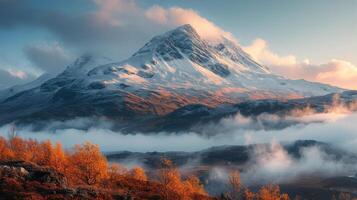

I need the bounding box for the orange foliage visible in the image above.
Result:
[130,166,147,181]
[157,158,208,200]
[0,136,292,200]
[0,136,211,199]
[0,136,110,186]
[107,163,127,184]
[0,137,13,160]
[68,142,108,186]
[183,176,207,196]
[257,184,290,200]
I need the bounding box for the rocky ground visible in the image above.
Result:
[0,160,215,200]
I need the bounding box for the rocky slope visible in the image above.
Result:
[0,160,214,200]
[0,160,112,199]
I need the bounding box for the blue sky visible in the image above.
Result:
[0,0,356,89]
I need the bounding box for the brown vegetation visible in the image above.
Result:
[157,158,208,200]
[0,136,212,199]
[0,136,296,200]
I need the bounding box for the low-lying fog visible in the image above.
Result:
[1,109,357,186]
[0,111,356,153]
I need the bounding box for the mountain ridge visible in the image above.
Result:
[0,24,350,130]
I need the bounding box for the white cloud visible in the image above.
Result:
[243,38,297,66]
[92,0,236,44]
[241,142,355,185]
[243,38,357,90]
[145,6,236,43]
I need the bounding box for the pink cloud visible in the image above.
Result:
[315,59,357,90]
[93,0,139,26]
[243,39,357,90]
[7,69,28,79]
[145,6,236,43]
[93,0,236,43]
[243,38,297,66]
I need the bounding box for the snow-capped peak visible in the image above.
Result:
[132,24,211,61]
[0,24,346,126]
[84,24,342,97]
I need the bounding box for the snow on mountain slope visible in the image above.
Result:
[85,24,342,98]
[0,73,54,102]
[0,24,345,126]
[0,54,112,103]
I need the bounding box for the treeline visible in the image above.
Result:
[0,136,291,200]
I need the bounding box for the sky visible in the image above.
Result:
[0,0,356,90]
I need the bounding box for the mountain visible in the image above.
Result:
[0,73,54,102]
[86,24,340,98]
[0,24,349,128]
[134,90,357,133]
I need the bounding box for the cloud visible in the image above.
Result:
[145,6,236,43]
[1,108,357,188]
[0,0,234,62]
[0,68,35,89]
[1,103,357,153]
[243,38,297,66]
[1,0,355,90]
[274,59,357,90]
[93,0,140,26]
[1,99,357,187]
[314,59,357,90]
[6,69,28,79]
[23,43,74,74]
[240,142,356,185]
[243,39,357,90]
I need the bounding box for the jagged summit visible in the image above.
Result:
[129,24,268,78]
[171,24,197,34]
[132,24,211,62]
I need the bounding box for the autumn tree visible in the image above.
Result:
[130,166,147,181]
[0,136,13,160]
[157,158,185,199]
[257,184,290,200]
[49,142,68,174]
[35,140,54,166]
[8,136,32,161]
[68,142,108,186]
[157,157,208,200]
[103,163,127,187]
[183,176,207,196]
